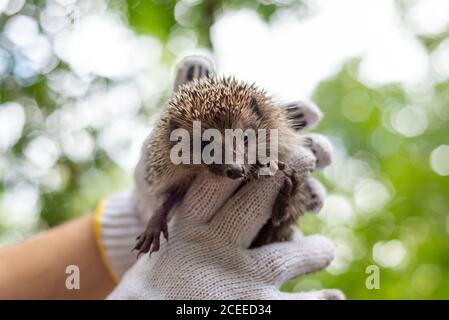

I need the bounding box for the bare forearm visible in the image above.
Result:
[0,214,115,299]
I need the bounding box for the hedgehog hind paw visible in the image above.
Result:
[174,56,215,91]
[133,221,169,257]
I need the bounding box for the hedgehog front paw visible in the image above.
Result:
[284,101,323,131]
[133,217,169,257]
[272,171,297,226]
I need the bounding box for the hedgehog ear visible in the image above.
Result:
[169,118,180,132]
[250,97,263,119]
[173,56,215,92]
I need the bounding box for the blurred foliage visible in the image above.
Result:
[1,0,449,299]
[125,0,306,47]
[284,61,449,299]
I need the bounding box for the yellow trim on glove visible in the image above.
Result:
[93,199,118,285]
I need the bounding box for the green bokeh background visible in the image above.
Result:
[1,0,448,299]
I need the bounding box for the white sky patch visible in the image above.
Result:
[39,167,63,193]
[79,82,142,129]
[319,195,354,226]
[0,183,40,226]
[323,145,373,193]
[46,69,93,98]
[327,238,353,275]
[54,14,162,78]
[358,29,429,87]
[405,0,449,36]
[4,15,39,48]
[3,14,56,76]
[0,102,25,152]
[373,240,407,268]
[24,136,60,171]
[40,1,73,34]
[45,82,142,134]
[46,105,88,135]
[212,0,429,100]
[61,130,95,162]
[97,116,149,173]
[392,106,428,137]
[355,179,391,213]
[3,0,25,16]
[430,145,449,176]
[431,38,449,82]
[21,34,54,72]
[0,0,8,14]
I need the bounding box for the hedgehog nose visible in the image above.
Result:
[226,166,244,179]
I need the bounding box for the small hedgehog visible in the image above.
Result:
[133,56,330,255]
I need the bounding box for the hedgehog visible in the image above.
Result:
[133,56,330,256]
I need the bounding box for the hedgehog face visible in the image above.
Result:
[167,77,284,180]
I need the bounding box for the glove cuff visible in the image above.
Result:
[93,192,143,283]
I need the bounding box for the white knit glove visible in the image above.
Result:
[94,125,334,286]
[94,56,339,293]
[106,149,344,300]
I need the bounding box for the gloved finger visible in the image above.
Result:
[173,55,215,92]
[209,168,285,247]
[177,172,241,223]
[278,289,345,300]
[303,133,333,170]
[250,233,335,286]
[284,144,315,182]
[284,101,323,132]
[296,177,326,214]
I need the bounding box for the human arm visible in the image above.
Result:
[0,213,115,299]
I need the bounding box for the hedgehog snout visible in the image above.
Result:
[225,164,245,179]
[205,163,245,179]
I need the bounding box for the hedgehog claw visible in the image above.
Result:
[284,101,322,132]
[174,56,215,92]
[278,161,286,171]
[134,218,168,257]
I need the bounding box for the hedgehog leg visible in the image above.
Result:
[249,168,299,248]
[271,168,298,227]
[133,189,184,257]
[256,178,326,248]
[250,217,295,248]
[284,101,323,132]
[173,56,215,92]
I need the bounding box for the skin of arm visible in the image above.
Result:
[0,214,115,299]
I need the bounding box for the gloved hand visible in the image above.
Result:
[107,152,344,299]
[93,56,340,299]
